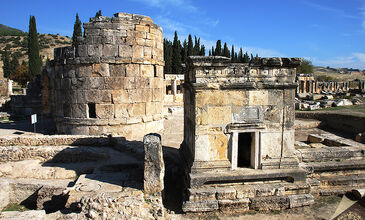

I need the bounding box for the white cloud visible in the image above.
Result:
[128,0,197,12]
[313,52,365,69]
[302,1,359,19]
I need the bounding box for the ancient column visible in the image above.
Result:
[144,133,165,194]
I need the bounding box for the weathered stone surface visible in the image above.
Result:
[0,180,10,210]
[144,134,164,194]
[288,194,314,208]
[0,210,46,220]
[188,187,217,201]
[182,200,219,212]
[48,12,165,137]
[250,196,290,211]
[218,198,250,210]
[308,134,325,143]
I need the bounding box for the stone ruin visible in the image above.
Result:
[45,12,165,139]
[180,56,314,211]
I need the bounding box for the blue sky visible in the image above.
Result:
[1,0,365,69]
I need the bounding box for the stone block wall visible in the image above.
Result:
[48,13,165,139]
[182,56,301,171]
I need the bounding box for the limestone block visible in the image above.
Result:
[308,134,325,143]
[207,106,231,125]
[146,102,162,115]
[72,104,87,118]
[115,104,129,118]
[288,194,314,208]
[208,134,228,160]
[144,134,164,194]
[128,103,146,116]
[92,63,110,77]
[127,89,143,103]
[218,199,250,210]
[132,45,144,59]
[0,210,46,220]
[126,64,140,77]
[248,90,268,105]
[136,37,146,46]
[87,44,102,57]
[135,77,151,88]
[102,44,118,57]
[216,187,236,200]
[235,185,255,199]
[140,64,154,78]
[77,65,92,78]
[76,45,88,57]
[250,196,290,211]
[196,90,247,107]
[124,77,136,89]
[188,188,216,202]
[119,45,132,58]
[152,88,163,102]
[309,143,326,148]
[86,90,111,103]
[112,90,129,104]
[109,64,126,77]
[104,77,124,90]
[87,77,104,89]
[95,104,114,119]
[144,46,152,59]
[182,200,218,212]
[0,180,10,210]
[135,24,148,32]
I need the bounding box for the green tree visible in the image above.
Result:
[208,49,212,56]
[231,45,235,62]
[238,48,243,62]
[200,45,205,56]
[95,10,102,17]
[72,13,82,47]
[223,42,230,58]
[10,63,31,87]
[193,36,200,55]
[9,54,19,77]
[1,50,10,78]
[297,59,313,73]
[163,39,173,74]
[211,46,215,56]
[187,34,193,57]
[181,39,188,63]
[172,31,182,74]
[215,40,222,56]
[243,52,249,63]
[28,16,41,77]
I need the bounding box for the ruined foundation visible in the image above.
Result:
[48,13,165,139]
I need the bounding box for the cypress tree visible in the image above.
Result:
[72,13,82,47]
[208,49,212,56]
[200,45,205,56]
[215,40,222,56]
[187,34,193,57]
[231,45,235,62]
[1,51,10,78]
[193,36,200,55]
[238,48,243,63]
[95,10,102,17]
[243,52,250,63]
[181,39,188,63]
[223,42,230,58]
[9,54,19,77]
[28,16,41,77]
[163,39,173,74]
[211,46,215,56]
[172,31,182,74]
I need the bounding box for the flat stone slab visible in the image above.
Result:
[182,200,218,212]
[0,210,46,220]
[301,160,365,173]
[66,171,142,207]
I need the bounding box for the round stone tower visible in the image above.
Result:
[49,12,165,139]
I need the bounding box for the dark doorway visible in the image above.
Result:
[238,132,252,167]
[88,103,96,118]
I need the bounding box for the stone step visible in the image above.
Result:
[301,160,365,174]
[320,174,365,188]
[182,193,314,212]
[296,146,365,163]
[189,168,307,187]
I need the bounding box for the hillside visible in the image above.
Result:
[0,31,72,69]
[313,66,365,81]
[0,24,26,36]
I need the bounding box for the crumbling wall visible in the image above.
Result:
[49,12,165,139]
